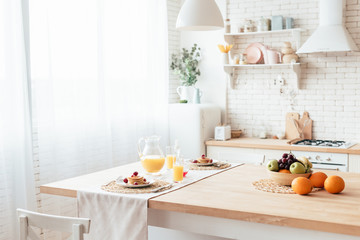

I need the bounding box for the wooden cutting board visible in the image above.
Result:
[285,112,300,140]
[298,111,312,139]
[285,112,313,140]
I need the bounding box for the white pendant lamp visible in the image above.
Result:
[176,0,224,31]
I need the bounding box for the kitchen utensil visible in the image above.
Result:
[138,136,165,174]
[298,112,312,139]
[266,49,282,64]
[285,112,300,140]
[285,17,294,29]
[271,15,283,30]
[245,45,263,64]
[151,183,173,193]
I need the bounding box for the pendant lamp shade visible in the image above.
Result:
[176,0,224,31]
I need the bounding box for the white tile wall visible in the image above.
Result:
[220,0,360,141]
[168,0,360,141]
[168,0,181,103]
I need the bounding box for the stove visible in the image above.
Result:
[292,139,356,149]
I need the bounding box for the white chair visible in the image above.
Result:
[17,208,90,240]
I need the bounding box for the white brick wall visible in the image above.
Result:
[225,0,360,141]
[168,0,181,103]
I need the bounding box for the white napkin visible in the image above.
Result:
[78,191,148,240]
[77,163,242,240]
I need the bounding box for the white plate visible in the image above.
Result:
[116,176,154,188]
[189,159,218,166]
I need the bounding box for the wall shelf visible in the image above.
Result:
[223,28,304,89]
[224,63,301,89]
[224,28,304,50]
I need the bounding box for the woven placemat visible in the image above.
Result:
[252,179,322,194]
[101,180,172,194]
[189,162,231,170]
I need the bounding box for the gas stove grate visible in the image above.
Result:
[294,139,347,148]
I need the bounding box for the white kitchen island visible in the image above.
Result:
[41,164,360,240]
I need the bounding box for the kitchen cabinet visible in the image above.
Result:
[223,28,303,89]
[206,138,360,173]
[349,154,360,173]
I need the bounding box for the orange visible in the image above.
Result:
[279,169,291,173]
[309,172,328,188]
[291,177,313,195]
[324,175,345,194]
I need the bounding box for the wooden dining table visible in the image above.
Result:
[40,163,360,240]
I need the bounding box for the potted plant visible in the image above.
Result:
[170,44,201,103]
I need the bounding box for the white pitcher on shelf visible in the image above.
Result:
[176,86,195,103]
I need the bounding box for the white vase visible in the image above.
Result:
[222,53,229,65]
[176,86,194,103]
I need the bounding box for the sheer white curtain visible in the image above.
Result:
[0,0,36,239]
[29,0,169,222]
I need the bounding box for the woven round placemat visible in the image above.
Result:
[189,163,231,171]
[101,180,172,194]
[252,179,322,194]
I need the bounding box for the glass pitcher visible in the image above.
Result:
[138,136,165,174]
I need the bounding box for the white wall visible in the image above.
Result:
[178,0,228,122]
[173,0,360,141]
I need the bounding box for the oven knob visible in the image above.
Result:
[326,157,331,161]
[307,156,311,160]
[315,155,321,161]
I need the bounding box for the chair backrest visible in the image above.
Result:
[17,208,90,240]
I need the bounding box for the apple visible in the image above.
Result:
[267,159,279,172]
[290,162,306,174]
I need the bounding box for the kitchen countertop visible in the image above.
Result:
[149,164,360,237]
[206,138,360,154]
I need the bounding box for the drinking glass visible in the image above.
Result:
[173,158,184,183]
[166,146,176,170]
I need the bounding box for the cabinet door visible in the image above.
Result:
[207,146,285,165]
[349,155,360,173]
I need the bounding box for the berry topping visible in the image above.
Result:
[209,159,213,163]
[131,175,134,177]
[143,178,146,182]
[193,160,198,163]
[201,154,205,159]
[133,171,138,176]
[123,178,128,183]
[134,182,138,185]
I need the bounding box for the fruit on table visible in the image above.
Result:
[267,159,279,171]
[292,177,313,195]
[279,169,291,173]
[290,162,306,174]
[309,172,328,188]
[324,175,345,194]
[297,156,313,173]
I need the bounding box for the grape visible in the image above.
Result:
[288,160,293,165]
[279,163,285,169]
[278,159,282,164]
[282,158,287,163]
[285,164,290,170]
[282,153,288,158]
[288,155,294,160]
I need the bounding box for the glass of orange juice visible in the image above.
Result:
[166,146,176,170]
[173,158,184,183]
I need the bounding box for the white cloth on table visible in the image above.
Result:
[77,164,241,240]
